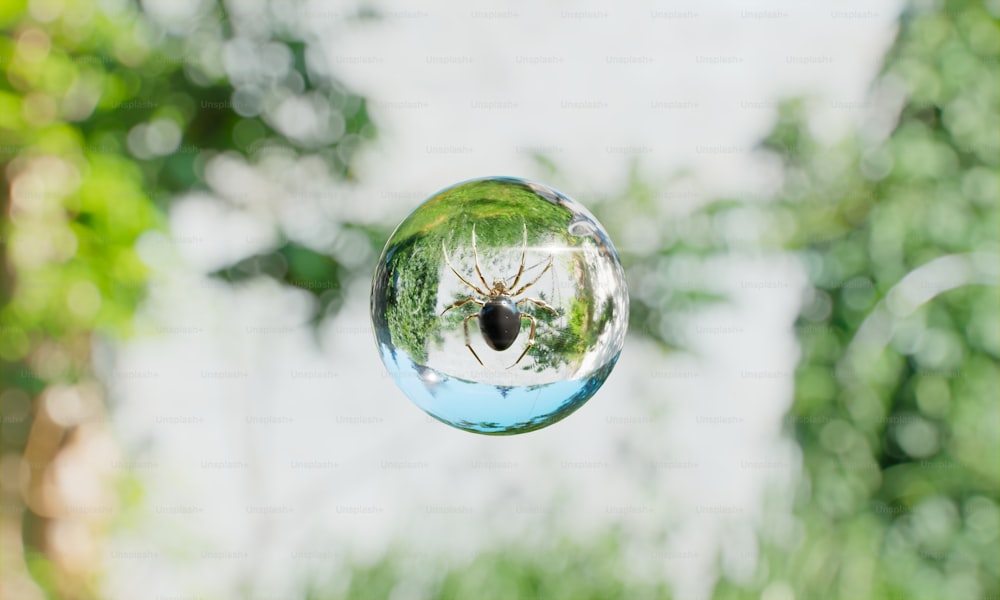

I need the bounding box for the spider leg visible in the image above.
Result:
[517,297,558,316]
[511,254,554,296]
[442,239,489,296]
[508,314,537,368]
[507,223,528,291]
[441,297,484,316]
[470,224,491,291]
[463,314,486,367]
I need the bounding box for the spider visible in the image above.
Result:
[441,223,558,368]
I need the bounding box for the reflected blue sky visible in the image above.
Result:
[380,344,620,434]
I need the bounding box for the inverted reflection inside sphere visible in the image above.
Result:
[371,177,628,434]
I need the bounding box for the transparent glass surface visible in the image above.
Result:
[371,177,628,434]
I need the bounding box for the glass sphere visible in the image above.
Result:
[371,177,628,434]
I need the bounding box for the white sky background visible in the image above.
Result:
[102,2,901,599]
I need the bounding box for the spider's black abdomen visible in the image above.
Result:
[479,297,521,351]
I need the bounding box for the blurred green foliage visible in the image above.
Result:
[595,166,731,351]
[211,240,349,328]
[0,0,374,595]
[0,0,376,348]
[0,0,375,355]
[317,0,1000,598]
[1,0,995,598]
[715,2,999,599]
[305,535,672,600]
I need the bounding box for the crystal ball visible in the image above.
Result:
[371,177,628,434]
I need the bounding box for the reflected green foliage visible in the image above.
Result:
[383,179,572,364]
[379,178,611,371]
[386,234,442,364]
[528,292,595,371]
[528,276,616,374]
[392,178,572,243]
[716,2,999,599]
